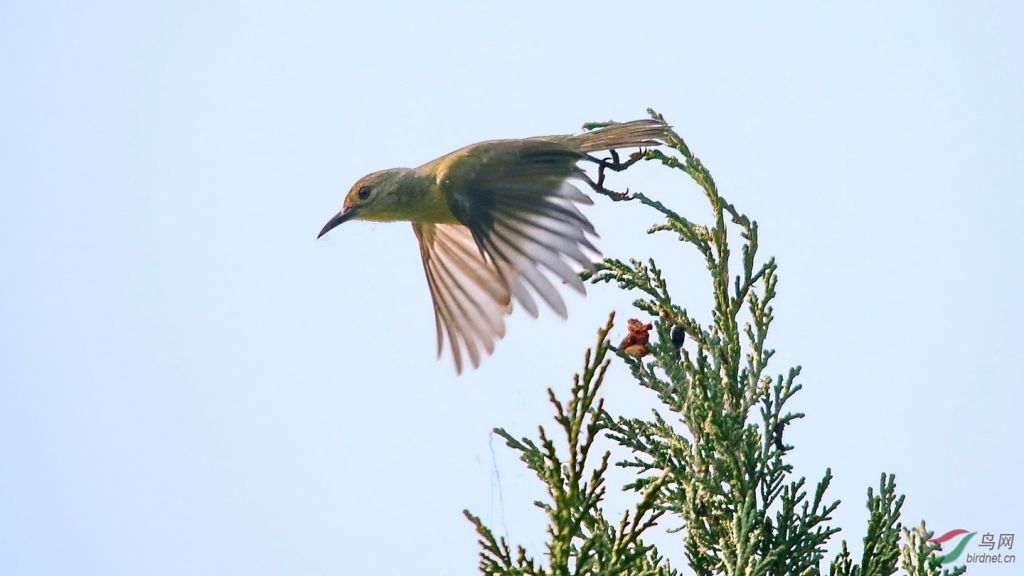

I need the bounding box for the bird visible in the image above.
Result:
[318,119,671,373]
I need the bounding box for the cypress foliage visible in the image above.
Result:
[464,110,965,576]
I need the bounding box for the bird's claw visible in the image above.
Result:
[587,146,647,201]
[608,188,630,201]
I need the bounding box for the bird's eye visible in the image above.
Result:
[357,185,372,200]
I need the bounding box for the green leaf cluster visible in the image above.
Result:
[466,111,957,576]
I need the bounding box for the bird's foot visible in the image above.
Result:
[585,148,647,201]
[583,171,631,201]
[600,148,647,173]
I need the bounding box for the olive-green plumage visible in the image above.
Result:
[319,119,670,373]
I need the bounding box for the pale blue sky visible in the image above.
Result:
[2,2,1022,575]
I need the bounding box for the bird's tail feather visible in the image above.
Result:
[573,119,671,153]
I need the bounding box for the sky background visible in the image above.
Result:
[2,1,1022,575]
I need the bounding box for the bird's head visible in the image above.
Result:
[317,168,411,238]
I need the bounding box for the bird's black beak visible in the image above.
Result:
[317,207,357,239]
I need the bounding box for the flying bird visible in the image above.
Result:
[318,119,670,373]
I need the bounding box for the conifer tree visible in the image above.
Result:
[465,110,965,576]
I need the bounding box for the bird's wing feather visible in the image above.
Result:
[436,139,600,317]
[413,221,512,374]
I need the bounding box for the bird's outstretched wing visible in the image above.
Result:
[413,221,513,374]
[417,139,600,371]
